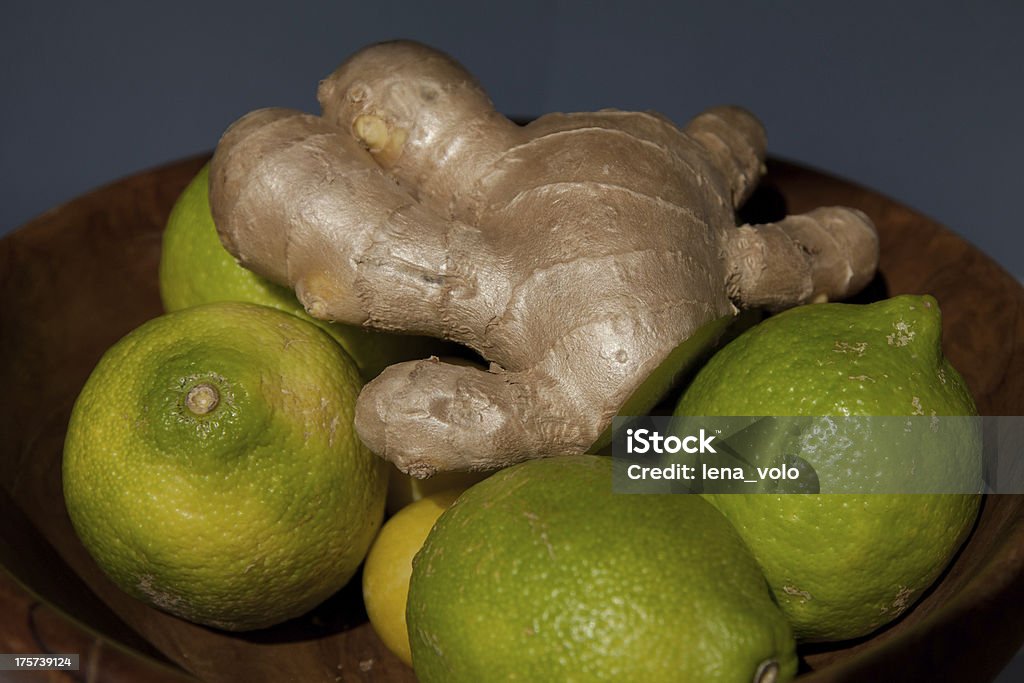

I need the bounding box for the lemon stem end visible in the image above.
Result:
[754,659,779,683]
[185,383,219,415]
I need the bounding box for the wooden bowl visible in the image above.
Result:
[1,155,1021,682]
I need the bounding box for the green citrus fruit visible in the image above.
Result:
[158,163,453,379]
[63,302,388,630]
[407,455,796,683]
[363,489,463,666]
[675,295,981,641]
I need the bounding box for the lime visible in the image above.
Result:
[159,164,453,379]
[675,295,981,641]
[363,489,463,666]
[407,456,796,683]
[63,302,387,630]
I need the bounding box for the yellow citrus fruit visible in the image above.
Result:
[675,295,981,641]
[363,489,464,666]
[407,455,797,683]
[62,302,388,630]
[158,163,454,379]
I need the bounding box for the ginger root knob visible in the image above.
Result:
[353,114,407,166]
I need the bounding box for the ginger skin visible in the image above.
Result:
[209,41,878,477]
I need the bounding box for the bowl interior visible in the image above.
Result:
[1,155,1021,682]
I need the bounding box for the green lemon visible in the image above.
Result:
[407,455,797,683]
[675,295,981,641]
[363,489,464,666]
[63,302,388,631]
[159,164,453,379]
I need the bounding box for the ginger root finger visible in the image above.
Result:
[724,207,879,310]
[683,105,768,208]
[355,359,580,478]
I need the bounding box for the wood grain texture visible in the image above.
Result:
[0,155,1020,682]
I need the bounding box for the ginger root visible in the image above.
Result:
[209,41,878,477]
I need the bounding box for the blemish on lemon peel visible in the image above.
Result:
[328,415,341,447]
[137,575,186,613]
[522,510,556,560]
[833,341,867,356]
[782,585,813,602]
[886,320,915,347]
[882,586,914,615]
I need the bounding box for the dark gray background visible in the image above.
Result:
[1,0,1020,679]
[3,1,1022,284]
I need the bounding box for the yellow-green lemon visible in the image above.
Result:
[63,302,387,630]
[407,455,796,683]
[675,295,980,641]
